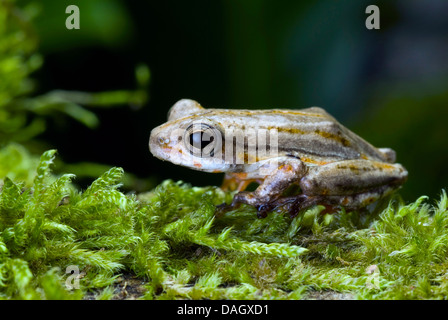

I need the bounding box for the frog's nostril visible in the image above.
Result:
[155,132,171,145]
[157,137,171,145]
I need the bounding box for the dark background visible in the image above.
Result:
[24,0,448,201]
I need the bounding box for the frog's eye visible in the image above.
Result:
[184,123,221,157]
[189,130,214,149]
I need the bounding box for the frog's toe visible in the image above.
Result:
[256,210,268,219]
[255,203,275,219]
[214,201,242,217]
[215,203,230,217]
[286,195,341,217]
[287,201,307,218]
[273,195,316,218]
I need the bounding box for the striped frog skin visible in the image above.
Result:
[149,99,408,218]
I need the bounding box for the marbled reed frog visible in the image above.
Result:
[149,99,407,218]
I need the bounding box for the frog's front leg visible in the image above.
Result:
[218,158,306,218]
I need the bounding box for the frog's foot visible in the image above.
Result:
[237,194,318,218]
[214,191,275,219]
[269,195,333,218]
[216,193,322,219]
[214,201,272,219]
[216,190,253,213]
[254,203,277,219]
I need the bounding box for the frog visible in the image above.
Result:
[149,99,408,218]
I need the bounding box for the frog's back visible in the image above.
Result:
[204,106,390,165]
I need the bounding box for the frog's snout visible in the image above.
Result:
[150,125,184,163]
[149,127,169,159]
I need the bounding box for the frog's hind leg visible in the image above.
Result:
[282,183,402,218]
[286,159,408,216]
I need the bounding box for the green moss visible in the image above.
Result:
[0,148,447,300]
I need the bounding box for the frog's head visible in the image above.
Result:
[149,99,228,172]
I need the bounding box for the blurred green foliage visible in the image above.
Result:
[0,0,43,143]
[0,143,38,186]
[355,82,448,201]
[0,0,147,141]
[29,0,134,53]
[0,0,149,188]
